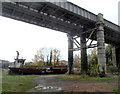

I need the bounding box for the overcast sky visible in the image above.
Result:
[0,0,119,62]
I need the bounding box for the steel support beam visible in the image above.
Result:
[68,34,74,74]
[112,46,117,67]
[115,46,120,69]
[80,33,88,74]
[96,13,106,76]
[0,1,2,16]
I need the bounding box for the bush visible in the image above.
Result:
[88,63,99,77]
[107,66,118,74]
[87,48,99,77]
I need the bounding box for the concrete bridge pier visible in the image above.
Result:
[80,34,88,74]
[67,34,74,74]
[96,13,106,76]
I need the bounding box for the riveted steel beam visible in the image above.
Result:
[80,32,88,74]
[67,34,74,74]
[115,46,120,69]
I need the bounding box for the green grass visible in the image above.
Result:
[113,87,120,93]
[54,74,112,81]
[2,70,44,92]
[117,88,120,92]
[2,70,118,93]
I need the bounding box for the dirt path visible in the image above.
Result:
[27,75,76,92]
[27,75,118,92]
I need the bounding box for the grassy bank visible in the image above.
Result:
[54,74,119,93]
[54,74,113,81]
[2,70,42,92]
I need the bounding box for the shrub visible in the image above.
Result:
[107,65,118,74]
[88,63,99,77]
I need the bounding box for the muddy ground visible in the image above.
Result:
[27,75,119,93]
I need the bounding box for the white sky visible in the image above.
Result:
[0,0,119,62]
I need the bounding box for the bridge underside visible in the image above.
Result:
[1,2,120,75]
[2,2,120,45]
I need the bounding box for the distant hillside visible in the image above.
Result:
[0,59,12,69]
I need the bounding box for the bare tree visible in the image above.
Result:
[32,48,45,64]
[73,54,80,68]
[37,48,45,62]
[32,47,61,66]
[53,48,61,65]
[32,55,40,62]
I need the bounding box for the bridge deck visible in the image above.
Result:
[1,1,120,45]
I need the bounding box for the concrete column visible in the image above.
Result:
[67,34,73,74]
[96,13,106,76]
[80,34,88,74]
[112,47,116,67]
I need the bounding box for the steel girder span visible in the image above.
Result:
[1,1,120,46]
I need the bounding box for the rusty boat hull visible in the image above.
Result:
[8,65,68,74]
